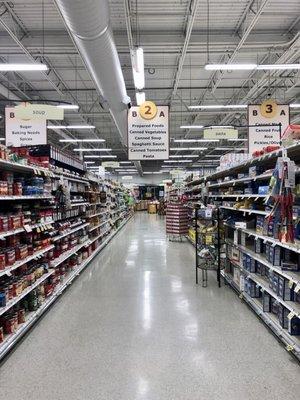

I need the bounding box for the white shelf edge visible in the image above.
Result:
[53,222,89,242]
[0,245,55,278]
[0,270,55,316]
[220,206,269,216]
[225,223,300,254]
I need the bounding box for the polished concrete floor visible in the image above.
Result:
[0,213,299,399]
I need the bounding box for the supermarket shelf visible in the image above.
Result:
[52,222,90,242]
[70,202,89,207]
[226,240,300,285]
[52,239,90,268]
[0,214,132,361]
[208,173,272,189]
[89,220,109,232]
[228,257,300,318]
[0,245,55,278]
[0,270,55,317]
[0,195,53,201]
[220,206,269,216]
[225,223,300,254]
[86,211,109,219]
[89,228,111,244]
[53,173,89,184]
[208,194,267,199]
[0,158,53,176]
[0,220,54,240]
[222,270,300,360]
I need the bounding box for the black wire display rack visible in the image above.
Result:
[194,205,225,287]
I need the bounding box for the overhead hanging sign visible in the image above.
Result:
[248,100,289,154]
[5,107,47,147]
[101,161,120,168]
[203,128,238,140]
[14,103,64,120]
[128,101,169,160]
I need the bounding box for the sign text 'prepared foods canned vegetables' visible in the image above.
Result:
[128,103,169,160]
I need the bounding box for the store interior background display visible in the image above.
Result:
[0,0,299,363]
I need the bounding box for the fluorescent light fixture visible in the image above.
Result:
[257,64,300,70]
[59,139,105,143]
[118,171,138,175]
[208,125,234,129]
[136,92,145,105]
[169,155,198,158]
[84,161,95,164]
[67,125,95,129]
[228,138,247,141]
[0,138,5,141]
[84,155,117,159]
[215,147,247,151]
[0,63,48,71]
[290,103,300,108]
[131,47,145,90]
[47,125,95,129]
[180,125,204,129]
[57,104,79,110]
[205,63,300,72]
[170,147,208,151]
[189,104,247,110]
[205,63,257,71]
[163,159,193,163]
[143,172,163,175]
[204,155,221,158]
[119,161,133,164]
[174,139,219,143]
[74,148,112,152]
[197,160,220,162]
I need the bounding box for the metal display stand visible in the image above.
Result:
[194,205,224,287]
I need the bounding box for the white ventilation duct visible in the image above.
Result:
[54,0,131,145]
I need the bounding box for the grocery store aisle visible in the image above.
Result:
[0,213,299,400]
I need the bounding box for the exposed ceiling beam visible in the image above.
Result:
[169,0,200,104]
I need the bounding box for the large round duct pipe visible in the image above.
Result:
[54,0,130,145]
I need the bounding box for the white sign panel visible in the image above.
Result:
[248,103,289,154]
[5,107,47,146]
[203,128,238,140]
[15,104,64,120]
[128,105,169,160]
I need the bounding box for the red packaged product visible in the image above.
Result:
[0,253,5,270]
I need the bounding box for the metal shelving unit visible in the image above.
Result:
[185,143,300,360]
[0,148,133,360]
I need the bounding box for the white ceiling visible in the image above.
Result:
[0,0,299,173]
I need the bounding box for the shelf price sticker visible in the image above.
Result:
[287,311,295,320]
[294,284,300,294]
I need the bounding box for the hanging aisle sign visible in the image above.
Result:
[5,107,47,146]
[128,101,169,160]
[14,103,64,120]
[248,100,289,154]
[203,128,238,140]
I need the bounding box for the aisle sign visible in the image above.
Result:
[102,161,120,168]
[128,102,169,160]
[5,107,47,146]
[248,101,289,154]
[203,128,238,140]
[15,103,64,120]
